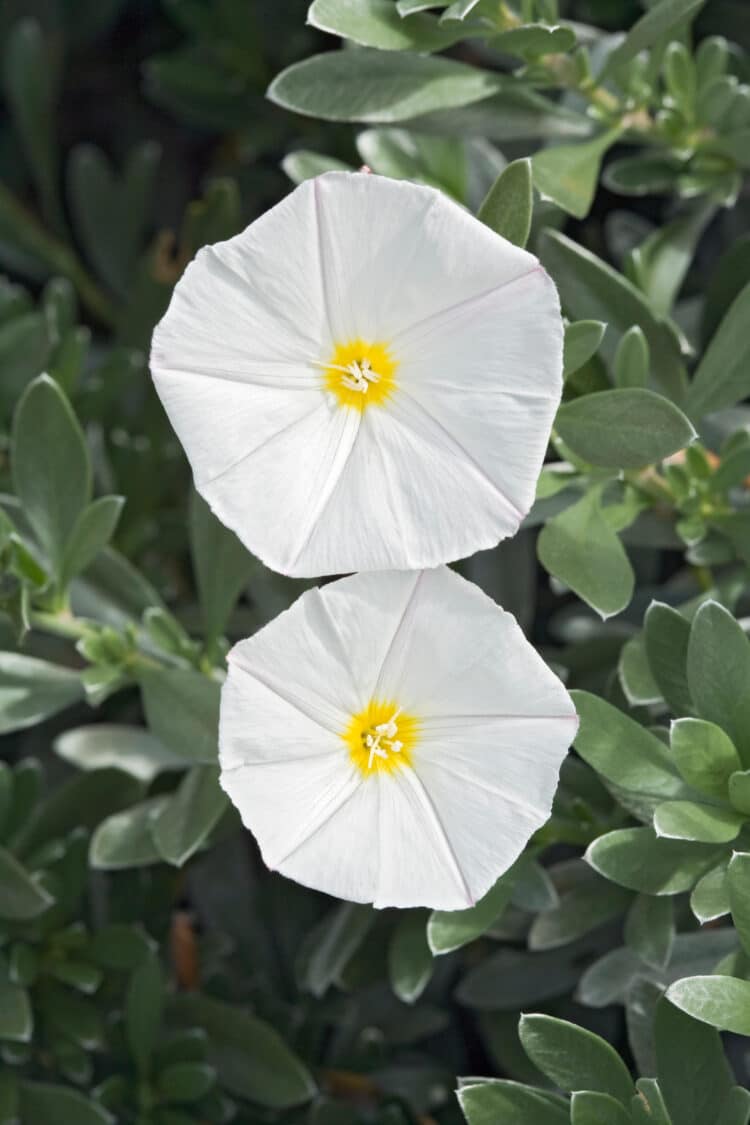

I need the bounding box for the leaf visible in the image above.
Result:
[458,1080,568,1125]
[727,852,750,956]
[691,862,730,923]
[157,1061,215,1103]
[528,861,631,951]
[619,634,661,706]
[0,971,32,1042]
[189,490,251,649]
[555,389,695,469]
[0,312,50,412]
[625,895,674,968]
[173,993,316,1108]
[67,141,160,294]
[282,150,352,184]
[655,995,733,1125]
[654,800,744,843]
[4,21,64,235]
[572,1091,631,1125]
[457,945,586,1011]
[388,910,433,1004]
[356,127,472,200]
[59,495,124,588]
[267,49,503,124]
[729,770,750,815]
[600,0,707,78]
[687,601,750,766]
[307,0,464,51]
[670,718,741,800]
[570,689,687,802]
[537,488,634,619]
[539,230,686,402]
[151,766,228,867]
[89,798,166,869]
[687,281,750,420]
[12,374,91,575]
[614,326,649,389]
[478,159,532,248]
[0,846,53,920]
[510,855,558,913]
[493,23,576,56]
[301,903,374,997]
[702,234,750,347]
[519,1014,633,1105]
[0,653,83,733]
[74,544,166,625]
[397,0,448,12]
[644,602,692,716]
[563,320,607,379]
[126,950,163,1076]
[440,0,482,18]
[19,1081,113,1125]
[585,827,719,894]
[628,202,715,318]
[55,724,185,783]
[632,1079,674,1125]
[718,1089,750,1125]
[139,666,220,765]
[428,865,517,954]
[17,767,142,855]
[87,924,154,971]
[532,130,620,219]
[666,976,750,1037]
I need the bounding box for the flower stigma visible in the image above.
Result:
[344,700,419,776]
[322,339,398,411]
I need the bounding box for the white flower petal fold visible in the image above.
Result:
[151,172,564,577]
[219,567,578,910]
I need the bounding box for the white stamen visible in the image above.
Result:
[339,359,380,394]
[365,708,404,770]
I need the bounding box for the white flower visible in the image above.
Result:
[219,567,577,910]
[151,172,563,577]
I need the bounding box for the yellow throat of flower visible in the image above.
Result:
[343,699,419,776]
[323,339,398,411]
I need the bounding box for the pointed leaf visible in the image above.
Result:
[519,1014,633,1105]
[12,374,91,573]
[687,601,750,766]
[532,130,620,219]
[538,488,634,618]
[428,865,517,954]
[586,827,719,894]
[0,846,53,920]
[151,766,228,867]
[478,159,532,247]
[388,910,433,1004]
[268,50,503,124]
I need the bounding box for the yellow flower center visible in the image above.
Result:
[323,339,398,411]
[343,700,419,776]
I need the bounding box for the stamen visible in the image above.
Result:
[364,707,404,770]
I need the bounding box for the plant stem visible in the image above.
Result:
[29,609,90,641]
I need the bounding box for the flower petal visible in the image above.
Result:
[374,566,575,721]
[297,394,518,574]
[396,267,563,523]
[221,755,365,875]
[311,172,538,341]
[225,570,421,730]
[375,769,475,909]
